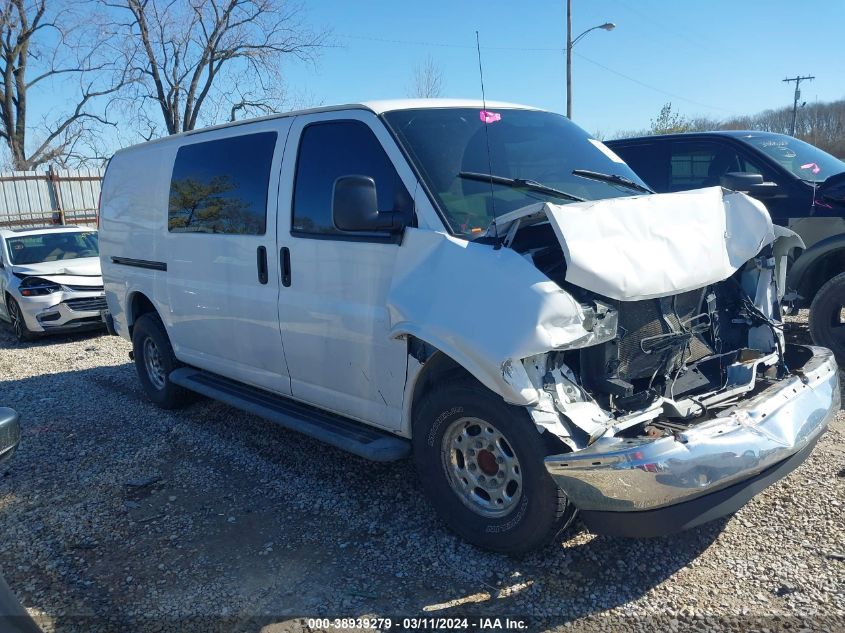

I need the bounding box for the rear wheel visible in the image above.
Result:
[6,297,37,342]
[132,313,192,409]
[809,271,845,365]
[413,379,576,555]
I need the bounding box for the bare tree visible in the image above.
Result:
[0,0,123,170]
[409,55,444,99]
[104,0,329,135]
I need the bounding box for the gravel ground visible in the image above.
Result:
[0,312,842,633]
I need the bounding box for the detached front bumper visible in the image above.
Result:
[545,344,839,537]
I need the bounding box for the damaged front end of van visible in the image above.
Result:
[389,186,839,538]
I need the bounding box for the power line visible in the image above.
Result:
[573,51,738,114]
[337,33,736,115]
[338,33,562,52]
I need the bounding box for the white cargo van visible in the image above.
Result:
[100,100,838,553]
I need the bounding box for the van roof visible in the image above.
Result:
[111,99,539,154]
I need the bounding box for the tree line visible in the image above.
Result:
[611,100,845,158]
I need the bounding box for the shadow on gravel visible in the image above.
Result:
[1,363,731,633]
[0,323,107,348]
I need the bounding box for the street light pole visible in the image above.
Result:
[565,2,615,119]
[566,0,573,120]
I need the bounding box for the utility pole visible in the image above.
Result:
[783,75,814,137]
[566,0,573,119]
[565,2,614,120]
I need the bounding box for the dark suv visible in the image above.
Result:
[607,131,845,362]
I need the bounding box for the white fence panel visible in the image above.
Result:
[0,167,103,228]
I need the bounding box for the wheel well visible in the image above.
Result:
[127,292,157,334]
[407,341,573,455]
[410,348,470,418]
[799,249,845,301]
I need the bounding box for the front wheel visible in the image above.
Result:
[132,313,192,409]
[809,271,845,365]
[6,297,37,342]
[413,379,576,555]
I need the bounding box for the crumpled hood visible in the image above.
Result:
[11,257,102,285]
[543,187,775,301]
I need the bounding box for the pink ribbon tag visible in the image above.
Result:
[479,110,502,124]
[801,162,821,174]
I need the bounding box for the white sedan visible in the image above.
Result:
[0,226,105,341]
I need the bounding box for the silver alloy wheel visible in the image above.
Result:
[8,300,24,339]
[441,416,523,518]
[143,337,166,390]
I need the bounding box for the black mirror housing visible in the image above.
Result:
[720,172,764,191]
[332,175,405,233]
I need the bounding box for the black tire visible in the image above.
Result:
[413,379,576,555]
[132,313,192,409]
[809,271,845,365]
[6,297,37,342]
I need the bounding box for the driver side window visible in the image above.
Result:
[669,141,767,191]
[291,121,412,237]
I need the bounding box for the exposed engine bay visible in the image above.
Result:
[498,194,797,451]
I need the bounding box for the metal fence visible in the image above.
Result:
[0,166,103,229]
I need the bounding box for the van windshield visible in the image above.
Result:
[382,108,649,236]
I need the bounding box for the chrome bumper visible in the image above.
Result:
[545,345,839,516]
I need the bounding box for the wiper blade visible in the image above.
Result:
[458,171,584,202]
[572,169,654,194]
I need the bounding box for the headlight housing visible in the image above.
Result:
[19,277,62,296]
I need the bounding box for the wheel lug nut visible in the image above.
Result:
[469,463,477,471]
[496,456,504,464]
[474,441,482,449]
[478,475,485,482]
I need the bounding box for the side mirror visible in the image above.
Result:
[747,181,781,199]
[0,407,21,466]
[720,172,780,199]
[817,171,845,206]
[332,175,405,233]
[720,172,764,191]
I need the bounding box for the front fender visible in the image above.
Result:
[787,232,845,299]
[387,229,595,406]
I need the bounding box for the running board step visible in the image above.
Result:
[170,368,410,462]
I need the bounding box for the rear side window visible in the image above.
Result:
[292,121,412,236]
[168,132,277,234]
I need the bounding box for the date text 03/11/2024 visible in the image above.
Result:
[306,617,529,630]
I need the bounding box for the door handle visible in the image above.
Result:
[256,246,268,284]
[280,247,291,287]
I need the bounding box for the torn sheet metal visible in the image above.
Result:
[387,228,603,405]
[545,187,775,301]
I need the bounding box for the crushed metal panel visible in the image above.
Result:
[387,228,595,405]
[544,187,776,301]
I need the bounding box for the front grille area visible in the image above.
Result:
[64,296,107,312]
[616,290,713,382]
[65,284,104,292]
